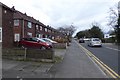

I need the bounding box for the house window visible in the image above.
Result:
[14,34,20,42]
[52,36,55,40]
[36,34,39,38]
[14,20,19,26]
[36,25,39,30]
[39,34,43,38]
[40,26,42,31]
[27,32,32,37]
[45,28,47,32]
[28,22,32,28]
[0,28,2,42]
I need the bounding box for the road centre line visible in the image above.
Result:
[105,47,120,51]
[75,41,120,78]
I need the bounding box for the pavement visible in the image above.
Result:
[2,40,108,78]
[2,48,66,78]
[49,40,107,78]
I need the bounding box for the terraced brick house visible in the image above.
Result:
[0,2,14,48]
[13,7,64,41]
[13,9,36,42]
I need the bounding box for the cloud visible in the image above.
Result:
[0,0,119,35]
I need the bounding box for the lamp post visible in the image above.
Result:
[117,1,120,45]
[118,1,120,76]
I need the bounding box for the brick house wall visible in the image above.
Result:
[13,7,66,42]
[24,20,36,38]
[0,3,14,48]
[13,11,36,41]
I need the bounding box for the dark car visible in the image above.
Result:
[79,38,85,43]
[19,37,52,49]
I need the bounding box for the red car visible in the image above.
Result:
[19,37,52,49]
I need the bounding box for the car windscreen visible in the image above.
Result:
[38,39,46,42]
[92,38,100,41]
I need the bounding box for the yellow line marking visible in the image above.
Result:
[75,41,120,78]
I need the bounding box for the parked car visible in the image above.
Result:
[19,37,52,49]
[88,38,102,47]
[79,38,85,43]
[36,38,52,46]
[41,38,58,44]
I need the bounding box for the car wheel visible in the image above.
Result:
[40,46,46,50]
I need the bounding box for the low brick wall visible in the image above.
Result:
[53,43,67,49]
[2,48,54,60]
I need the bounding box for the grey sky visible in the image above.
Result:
[0,0,119,36]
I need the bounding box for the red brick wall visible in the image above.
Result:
[23,20,36,38]
[2,7,14,48]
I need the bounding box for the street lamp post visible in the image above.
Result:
[117,1,120,45]
[118,1,120,77]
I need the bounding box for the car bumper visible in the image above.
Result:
[91,43,102,47]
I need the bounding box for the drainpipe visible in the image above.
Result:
[22,19,24,38]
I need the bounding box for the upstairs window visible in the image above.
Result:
[28,22,32,28]
[14,20,19,26]
[36,25,39,30]
[40,26,42,31]
[45,28,47,32]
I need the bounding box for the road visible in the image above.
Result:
[49,40,107,78]
[80,42,119,74]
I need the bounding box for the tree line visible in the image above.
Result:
[75,23,104,39]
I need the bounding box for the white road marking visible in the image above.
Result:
[105,47,120,51]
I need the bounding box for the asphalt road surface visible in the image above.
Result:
[49,40,107,78]
[80,42,119,74]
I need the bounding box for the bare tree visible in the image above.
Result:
[108,4,118,28]
[57,24,76,42]
[57,24,76,37]
[108,2,120,45]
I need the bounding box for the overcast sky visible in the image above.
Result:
[0,0,119,36]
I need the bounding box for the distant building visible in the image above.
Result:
[0,2,14,48]
[104,34,116,39]
[104,34,110,38]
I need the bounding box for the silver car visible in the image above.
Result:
[88,38,102,47]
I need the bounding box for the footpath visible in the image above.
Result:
[2,48,66,78]
[49,40,107,78]
[2,40,108,78]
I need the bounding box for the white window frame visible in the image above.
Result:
[27,32,32,37]
[28,22,32,28]
[45,28,47,32]
[40,26,42,31]
[36,25,39,30]
[14,33,20,42]
[14,20,19,26]
[0,28,2,42]
[39,34,43,38]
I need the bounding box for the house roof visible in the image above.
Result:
[13,9,46,27]
[0,2,14,12]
